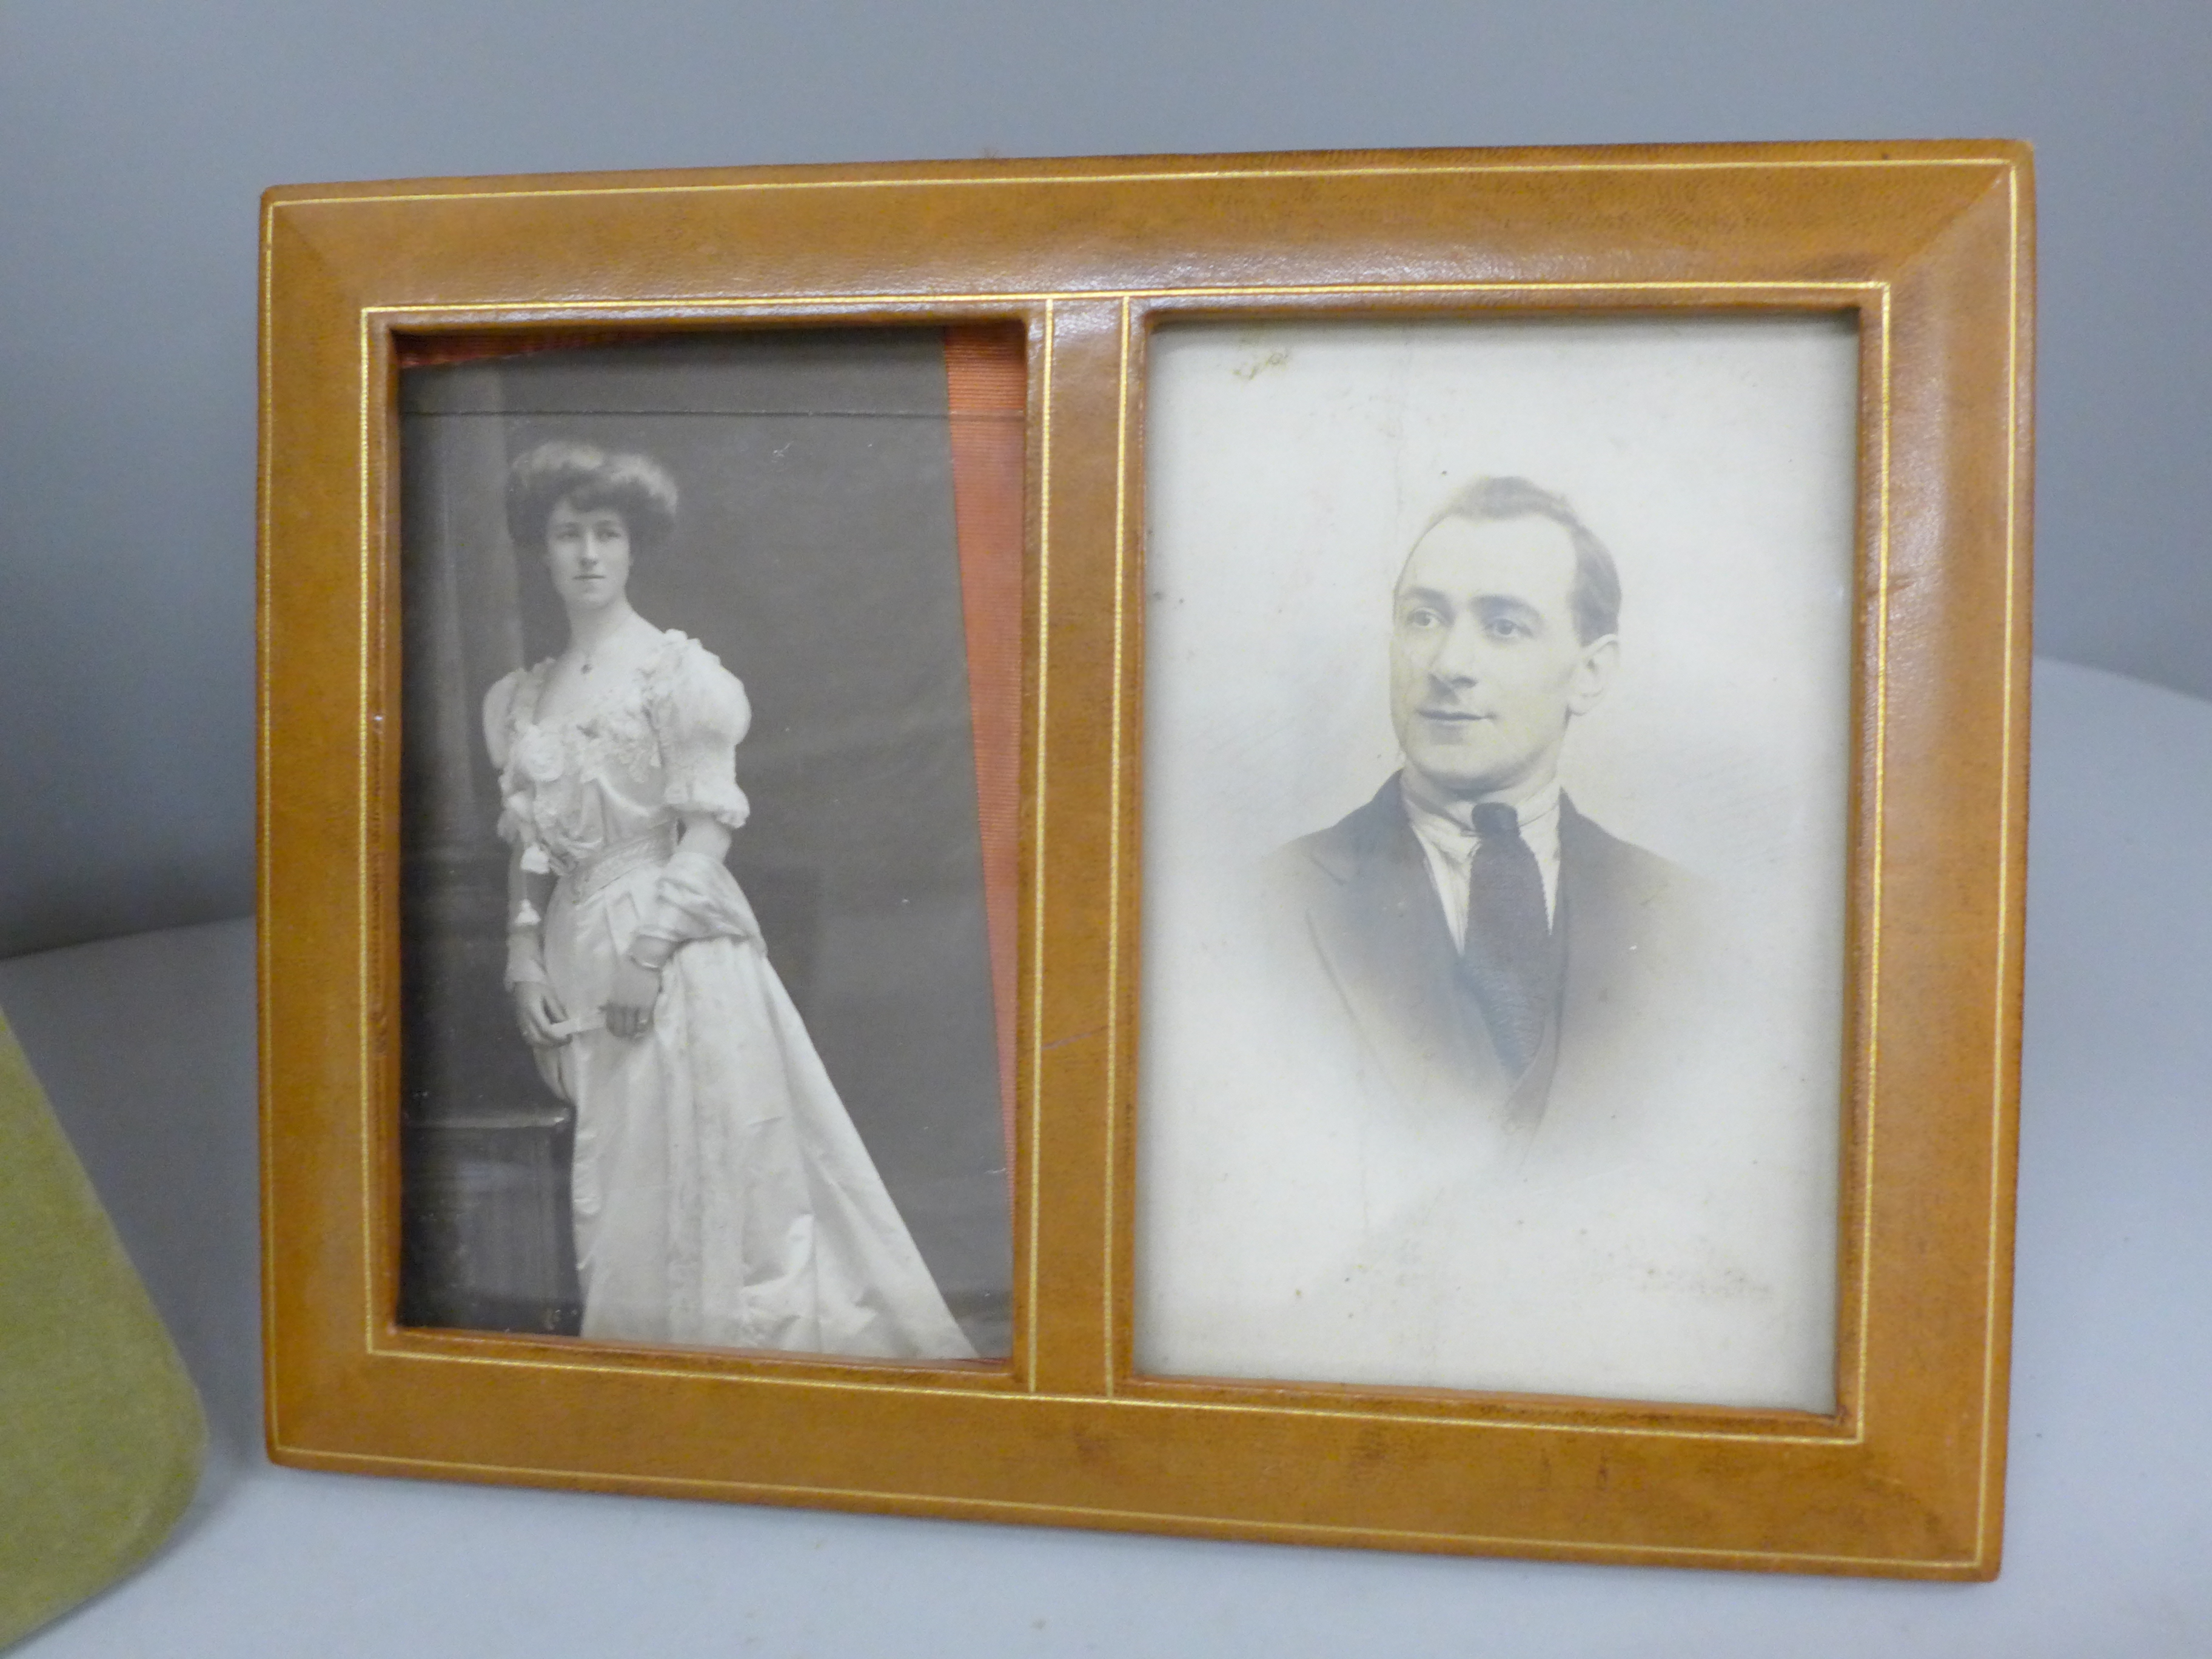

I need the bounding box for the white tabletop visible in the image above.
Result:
[6,657,2208,1657]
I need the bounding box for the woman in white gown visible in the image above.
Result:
[484,439,974,1360]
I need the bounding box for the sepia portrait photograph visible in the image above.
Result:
[395,327,1022,1365]
[1135,313,1860,1410]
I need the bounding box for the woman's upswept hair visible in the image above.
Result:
[505,440,680,554]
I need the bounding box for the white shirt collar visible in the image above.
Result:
[1401,777,1564,942]
[1402,779,1561,841]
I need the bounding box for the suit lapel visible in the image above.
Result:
[1553,795,1629,1060]
[1543,793,1651,1135]
[1293,788,1678,1148]
[1301,777,1512,1110]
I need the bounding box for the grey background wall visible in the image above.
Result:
[1,0,2205,958]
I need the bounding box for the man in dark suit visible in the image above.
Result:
[1271,477,1694,1147]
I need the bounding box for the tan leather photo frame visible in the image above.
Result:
[258,141,2033,1578]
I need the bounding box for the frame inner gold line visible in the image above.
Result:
[338,1341,1860,1441]
[337,282,1902,1436]
[361,281,1879,321]
[1024,301,1057,1390]
[355,309,380,1355]
[1102,298,1134,1394]
[1849,285,1894,1443]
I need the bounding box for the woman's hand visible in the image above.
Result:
[605,957,662,1040]
[514,982,570,1048]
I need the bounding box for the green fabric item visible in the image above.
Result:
[0,1005,203,1645]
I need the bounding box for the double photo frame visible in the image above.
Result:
[259,142,2033,1577]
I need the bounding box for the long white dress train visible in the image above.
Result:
[484,631,975,1359]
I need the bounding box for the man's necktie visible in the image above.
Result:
[1460,801,1555,1076]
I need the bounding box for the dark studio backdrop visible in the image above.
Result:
[397,331,1013,1352]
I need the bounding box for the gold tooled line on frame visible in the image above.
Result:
[1972,157,2027,1571]
[356,306,381,1356]
[256,201,285,1446]
[266,153,2017,215]
[1849,284,1894,1446]
[272,1438,1980,1572]
[1025,300,1057,1390]
[337,1337,1867,1443]
[338,273,1951,1458]
[1101,300,1134,1395]
[361,280,1879,324]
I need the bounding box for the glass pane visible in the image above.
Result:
[395,327,1022,1363]
[1136,315,1855,1410]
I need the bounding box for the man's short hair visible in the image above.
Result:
[1420,477,1621,644]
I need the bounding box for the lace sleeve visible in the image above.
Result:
[646,635,752,830]
[481,668,548,861]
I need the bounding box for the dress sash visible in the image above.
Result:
[560,822,680,903]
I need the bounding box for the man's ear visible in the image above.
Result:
[1565,634,1620,717]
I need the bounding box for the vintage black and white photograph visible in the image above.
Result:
[397,328,1022,1364]
[1136,315,1858,1408]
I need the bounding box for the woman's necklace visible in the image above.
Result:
[569,635,612,677]
[567,615,638,682]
